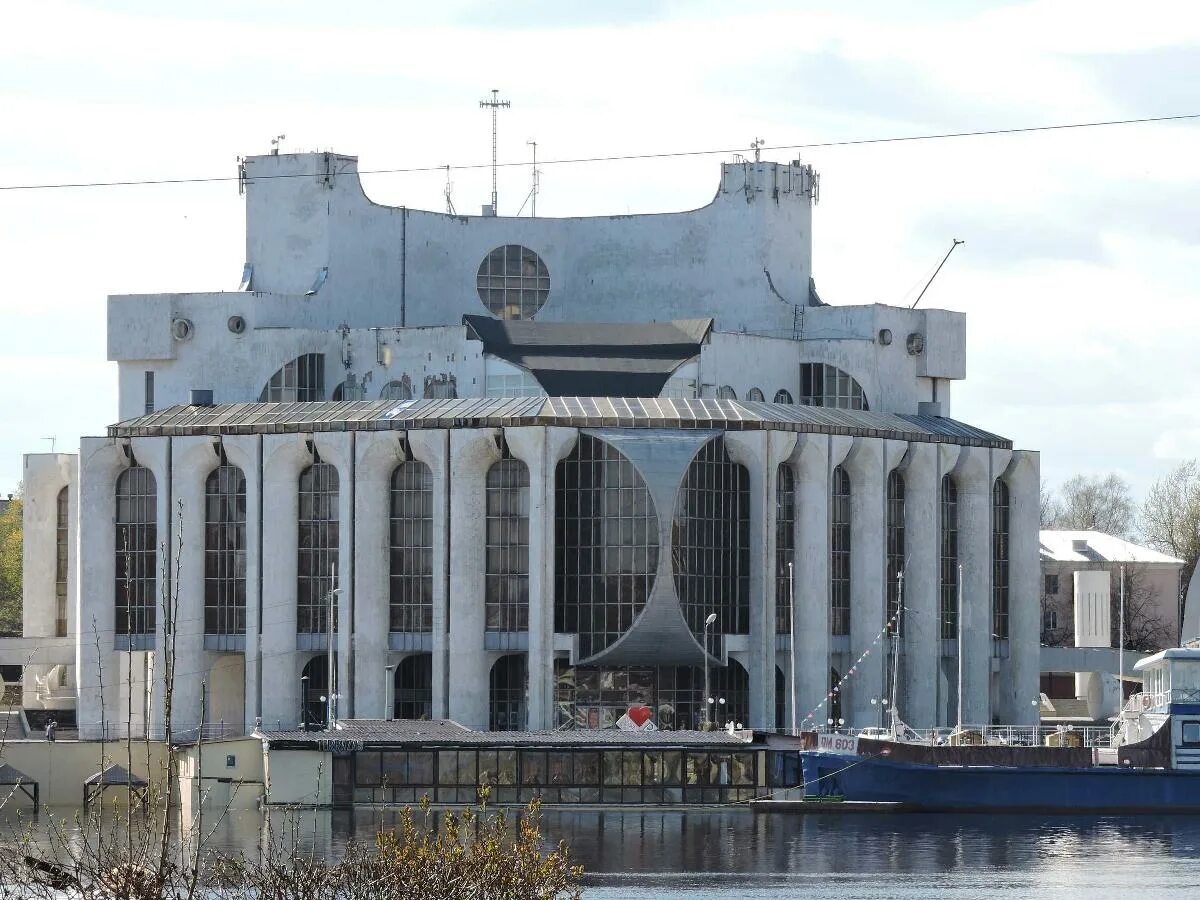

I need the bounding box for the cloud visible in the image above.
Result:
[1076,45,1200,117]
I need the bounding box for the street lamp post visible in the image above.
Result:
[300,675,309,730]
[384,664,396,721]
[703,612,717,728]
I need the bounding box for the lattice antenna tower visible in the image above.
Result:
[528,140,539,217]
[443,165,455,215]
[479,89,511,214]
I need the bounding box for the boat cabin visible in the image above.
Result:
[1131,649,1200,769]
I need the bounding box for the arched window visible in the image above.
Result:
[490,654,527,730]
[775,463,795,635]
[799,364,868,410]
[886,470,905,632]
[477,245,551,320]
[390,461,433,633]
[555,436,659,659]
[774,389,794,404]
[486,457,530,632]
[716,385,737,400]
[830,466,851,636]
[259,353,325,403]
[330,379,364,402]
[55,487,68,638]
[380,379,413,402]
[673,437,750,640]
[940,475,959,640]
[747,388,765,402]
[205,464,246,638]
[395,654,432,719]
[298,462,339,635]
[993,479,1011,640]
[115,466,156,638]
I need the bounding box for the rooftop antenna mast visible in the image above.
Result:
[479,89,511,214]
[528,140,539,217]
[443,165,456,215]
[911,238,964,309]
[751,137,766,162]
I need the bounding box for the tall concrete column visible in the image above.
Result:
[222,435,262,732]
[726,430,796,731]
[790,434,852,728]
[841,438,907,729]
[505,427,577,731]
[408,430,450,718]
[259,435,311,729]
[448,430,502,730]
[312,433,354,721]
[1004,450,1041,725]
[898,443,938,729]
[953,445,1009,726]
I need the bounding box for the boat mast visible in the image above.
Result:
[1118,563,1126,717]
[890,571,903,736]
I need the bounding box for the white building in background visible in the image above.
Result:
[21,150,1042,737]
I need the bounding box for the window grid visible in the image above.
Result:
[259,353,325,403]
[297,462,339,634]
[395,654,433,720]
[747,388,765,402]
[143,371,154,415]
[485,371,545,398]
[715,386,737,400]
[830,466,851,636]
[379,380,413,402]
[490,654,527,730]
[486,457,530,632]
[940,475,959,640]
[477,245,550,320]
[993,479,1011,640]
[54,487,68,637]
[659,378,697,400]
[555,435,659,659]
[390,461,434,633]
[773,389,794,404]
[204,465,247,636]
[115,466,157,637]
[775,463,795,635]
[799,363,868,410]
[672,437,750,640]
[886,470,905,633]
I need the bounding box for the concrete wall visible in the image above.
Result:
[264,748,331,806]
[177,736,266,814]
[0,739,169,806]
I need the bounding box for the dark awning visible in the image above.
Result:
[463,315,711,397]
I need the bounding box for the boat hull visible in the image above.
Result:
[800,751,1200,813]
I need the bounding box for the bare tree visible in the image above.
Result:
[1111,564,1174,652]
[1044,473,1136,538]
[1140,458,1200,614]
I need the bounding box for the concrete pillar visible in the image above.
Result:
[841,438,907,729]
[898,443,938,729]
[447,430,502,729]
[505,427,577,731]
[1004,450,1041,725]
[408,430,450,718]
[259,435,312,729]
[790,434,852,729]
[725,430,796,731]
[222,435,262,732]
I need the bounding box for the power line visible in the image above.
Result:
[1,111,1198,194]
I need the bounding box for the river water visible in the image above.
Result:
[12,806,1200,898]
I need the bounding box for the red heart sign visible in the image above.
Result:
[628,706,652,727]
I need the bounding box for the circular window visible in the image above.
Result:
[476,245,550,319]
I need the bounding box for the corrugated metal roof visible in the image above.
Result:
[108,398,1011,448]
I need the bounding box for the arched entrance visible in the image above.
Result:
[300,655,330,729]
[394,654,432,720]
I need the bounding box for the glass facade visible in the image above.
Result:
[115,466,156,637]
[351,745,758,806]
[799,363,868,410]
[389,461,433,633]
[298,462,339,635]
[830,465,851,636]
[55,487,68,637]
[490,654,527,731]
[259,353,325,403]
[672,437,750,640]
[993,479,1011,640]
[485,458,530,632]
[940,475,959,640]
[553,662,749,731]
[775,463,795,635]
[476,245,551,320]
[395,654,432,720]
[204,464,246,636]
[886,470,905,632]
[555,436,659,659]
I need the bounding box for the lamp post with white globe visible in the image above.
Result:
[703,612,717,728]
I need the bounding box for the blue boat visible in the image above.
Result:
[800,647,1200,813]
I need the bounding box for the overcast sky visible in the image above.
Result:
[2,0,1198,504]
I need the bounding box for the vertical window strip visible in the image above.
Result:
[204,465,247,636]
[55,487,68,637]
[114,466,157,636]
[775,463,795,635]
[389,461,434,633]
[395,654,433,719]
[940,475,959,640]
[830,466,851,636]
[485,457,530,632]
[992,479,1011,640]
[297,462,339,634]
[490,654,528,730]
[886,470,905,633]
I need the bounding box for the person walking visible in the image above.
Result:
[45,719,56,742]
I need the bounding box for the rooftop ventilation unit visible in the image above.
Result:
[1072,539,1090,554]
